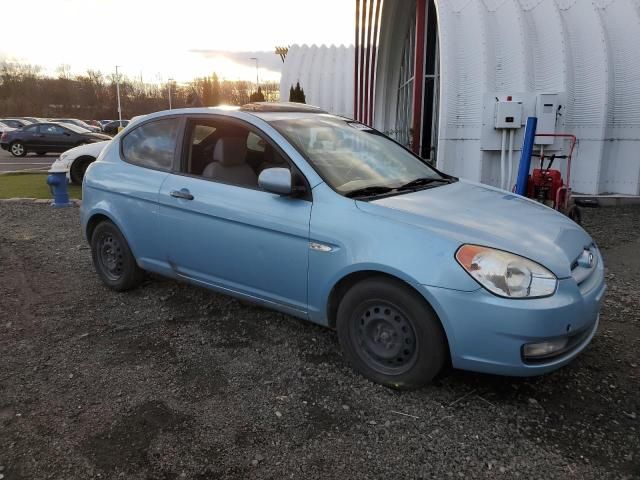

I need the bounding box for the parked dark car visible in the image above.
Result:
[0,122,111,157]
[102,120,129,135]
[0,118,31,129]
[0,121,16,134]
[50,118,101,133]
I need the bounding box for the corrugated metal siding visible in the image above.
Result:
[279,45,355,118]
[432,0,640,194]
[280,0,640,195]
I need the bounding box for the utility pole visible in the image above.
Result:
[115,65,122,124]
[168,78,174,110]
[249,57,259,93]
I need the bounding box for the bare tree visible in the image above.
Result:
[0,62,277,118]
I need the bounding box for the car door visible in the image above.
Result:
[37,124,71,151]
[19,124,41,148]
[158,116,312,316]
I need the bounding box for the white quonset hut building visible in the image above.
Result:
[281,0,640,196]
[279,45,355,118]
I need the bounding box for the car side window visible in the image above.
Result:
[24,125,39,132]
[181,118,290,189]
[40,125,66,135]
[121,118,179,171]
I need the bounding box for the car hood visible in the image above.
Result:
[357,180,592,279]
[62,140,109,157]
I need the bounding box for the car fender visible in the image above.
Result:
[310,261,459,356]
[80,199,140,260]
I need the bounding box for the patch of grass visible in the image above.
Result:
[0,173,82,199]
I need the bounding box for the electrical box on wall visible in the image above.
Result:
[535,94,559,144]
[494,101,523,129]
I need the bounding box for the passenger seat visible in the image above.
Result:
[202,137,257,188]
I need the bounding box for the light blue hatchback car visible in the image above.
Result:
[81,103,606,389]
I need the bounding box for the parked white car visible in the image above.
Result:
[50,140,109,184]
[51,114,146,184]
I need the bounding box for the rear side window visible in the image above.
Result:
[121,118,179,170]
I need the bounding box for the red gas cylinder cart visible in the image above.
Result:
[525,133,581,224]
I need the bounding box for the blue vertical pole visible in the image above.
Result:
[515,117,538,196]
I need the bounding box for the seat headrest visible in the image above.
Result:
[213,137,247,166]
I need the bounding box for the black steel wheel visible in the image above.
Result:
[91,221,144,291]
[350,301,418,375]
[337,276,447,389]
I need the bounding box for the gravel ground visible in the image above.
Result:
[0,203,638,479]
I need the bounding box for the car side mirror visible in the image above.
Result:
[258,167,292,195]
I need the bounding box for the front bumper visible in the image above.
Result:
[1,142,9,151]
[422,252,606,376]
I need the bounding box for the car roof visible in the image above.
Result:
[127,104,337,129]
[240,102,327,114]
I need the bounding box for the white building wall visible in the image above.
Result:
[433,0,640,195]
[279,44,355,118]
[281,1,640,195]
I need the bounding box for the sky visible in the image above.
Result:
[0,0,355,84]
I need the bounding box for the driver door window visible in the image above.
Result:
[182,118,290,190]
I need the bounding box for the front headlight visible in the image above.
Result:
[455,245,557,298]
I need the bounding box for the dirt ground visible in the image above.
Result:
[0,202,638,479]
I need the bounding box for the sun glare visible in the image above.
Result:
[0,0,355,83]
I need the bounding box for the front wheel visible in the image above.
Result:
[10,142,26,157]
[337,277,447,390]
[91,221,144,291]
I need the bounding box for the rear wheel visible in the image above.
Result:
[10,142,26,157]
[91,221,144,291]
[69,156,94,184]
[336,277,447,390]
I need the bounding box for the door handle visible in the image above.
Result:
[170,189,194,200]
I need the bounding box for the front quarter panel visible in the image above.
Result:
[306,183,479,324]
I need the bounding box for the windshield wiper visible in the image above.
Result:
[396,177,453,191]
[344,185,394,198]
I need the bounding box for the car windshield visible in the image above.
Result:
[269,115,445,196]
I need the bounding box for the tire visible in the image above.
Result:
[69,156,94,184]
[35,151,47,155]
[10,141,26,157]
[567,204,582,225]
[90,220,144,291]
[337,277,447,390]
